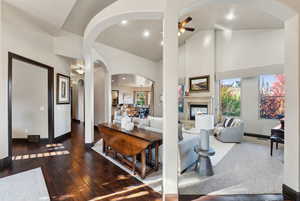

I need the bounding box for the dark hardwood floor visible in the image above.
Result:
[0,121,161,201]
[0,121,288,201]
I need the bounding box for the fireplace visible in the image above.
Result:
[190,104,208,120]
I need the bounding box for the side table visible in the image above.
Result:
[194,146,215,176]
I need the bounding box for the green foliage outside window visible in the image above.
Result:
[220,79,241,116]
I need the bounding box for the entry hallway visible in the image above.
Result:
[0,122,161,201]
[0,121,288,201]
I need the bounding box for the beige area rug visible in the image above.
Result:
[179,137,284,195]
[92,137,235,193]
[0,168,50,201]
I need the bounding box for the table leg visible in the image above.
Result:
[155,143,159,171]
[270,140,273,156]
[141,150,146,179]
[148,146,152,166]
[132,155,136,175]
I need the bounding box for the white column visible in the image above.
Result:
[105,71,112,123]
[0,0,7,160]
[84,52,95,144]
[284,15,300,192]
[162,0,180,199]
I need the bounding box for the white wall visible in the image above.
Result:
[54,30,163,117]
[216,29,285,135]
[179,30,216,97]
[94,67,106,125]
[216,29,284,72]
[12,60,48,139]
[2,3,71,141]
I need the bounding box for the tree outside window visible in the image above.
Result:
[259,74,285,119]
[220,78,241,116]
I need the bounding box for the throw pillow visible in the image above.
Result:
[225,118,234,127]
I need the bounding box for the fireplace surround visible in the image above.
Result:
[183,96,213,122]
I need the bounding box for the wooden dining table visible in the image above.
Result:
[98,123,162,179]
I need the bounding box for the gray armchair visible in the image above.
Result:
[215,118,244,143]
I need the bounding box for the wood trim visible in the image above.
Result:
[244,133,270,139]
[8,52,55,159]
[54,132,71,143]
[56,73,71,105]
[0,157,11,171]
[283,184,300,201]
[85,143,95,149]
[12,138,49,144]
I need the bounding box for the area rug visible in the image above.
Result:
[92,136,235,193]
[179,137,284,195]
[0,168,50,201]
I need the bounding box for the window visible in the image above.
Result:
[135,91,149,106]
[220,78,241,116]
[259,74,285,119]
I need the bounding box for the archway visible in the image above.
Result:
[82,0,300,199]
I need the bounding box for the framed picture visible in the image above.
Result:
[189,75,210,92]
[112,90,119,106]
[56,74,70,104]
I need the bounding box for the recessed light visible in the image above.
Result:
[226,11,236,21]
[143,30,150,38]
[160,40,164,46]
[121,20,128,25]
[122,77,126,80]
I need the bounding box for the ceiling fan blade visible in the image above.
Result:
[182,16,192,26]
[184,27,195,32]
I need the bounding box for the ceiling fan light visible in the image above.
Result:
[180,28,186,33]
[178,32,181,36]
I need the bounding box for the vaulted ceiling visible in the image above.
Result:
[4,0,284,62]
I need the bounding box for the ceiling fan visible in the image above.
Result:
[178,16,195,36]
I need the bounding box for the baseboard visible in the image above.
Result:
[0,156,11,170]
[85,143,95,149]
[54,132,71,143]
[164,194,179,201]
[244,133,270,139]
[72,119,81,123]
[283,184,300,201]
[12,138,49,144]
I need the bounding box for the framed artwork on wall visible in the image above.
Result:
[189,75,210,92]
[112,90,119,106]
[56,74,70,104]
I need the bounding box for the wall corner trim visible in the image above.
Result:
[0,157,12,171]
[283,184,300,201]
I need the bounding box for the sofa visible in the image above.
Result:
[139,116,200,173]
[214,117,244,143]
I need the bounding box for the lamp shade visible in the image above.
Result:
[195,114,214,130]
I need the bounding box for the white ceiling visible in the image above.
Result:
[112,74,153,88]
[97,3,284,62]
[4,0,284,62]
[62,0,118,36]
[4,0,77,34]
[97,20,163,62]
